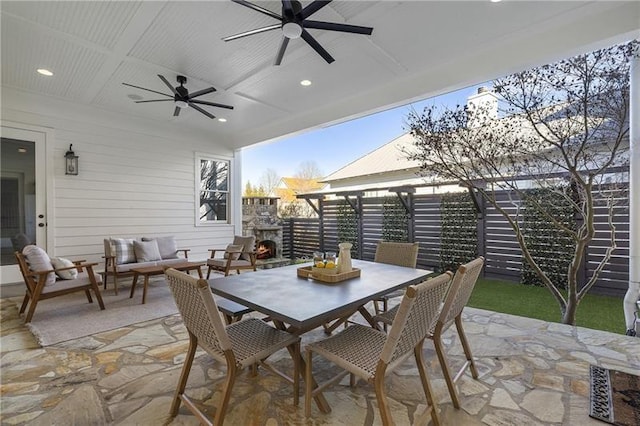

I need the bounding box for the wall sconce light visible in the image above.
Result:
[64,144,79,175]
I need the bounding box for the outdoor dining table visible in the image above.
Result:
[207,258,433,413]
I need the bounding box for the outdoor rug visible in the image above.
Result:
[12,278,178,346]
[589,364,640,426]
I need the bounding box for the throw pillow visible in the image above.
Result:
[22,245,56,286]
[133,240,162,262]
[110,238,136,264]
[232,235,256,261]
[142,236,178,259]
[50,257,79,280]
[223,244,243,260]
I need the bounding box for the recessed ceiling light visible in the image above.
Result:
[18,148,27,153]
[218,118,227,123]
[300,80,312,87]
[490,0,502,3]
[37,68,53,76]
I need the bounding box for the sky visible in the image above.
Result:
[241,82,488,188]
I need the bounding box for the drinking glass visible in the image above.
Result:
[313,251,325,267]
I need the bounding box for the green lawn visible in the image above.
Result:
[468,278,627,335]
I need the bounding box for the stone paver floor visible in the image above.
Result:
[1,295,639,425]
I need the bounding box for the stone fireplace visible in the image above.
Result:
[242,197,283,261]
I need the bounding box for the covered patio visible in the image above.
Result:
[2,2,640,425]
[2,293,638,425]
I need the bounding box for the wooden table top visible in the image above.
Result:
[208,259,433,330]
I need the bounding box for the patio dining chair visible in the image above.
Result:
[372,241,420,316]
[305,271,453,426]
[374,256,485,409]
[164,268,300,426]
[322,241,420,335]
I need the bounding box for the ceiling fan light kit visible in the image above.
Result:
[223,0,374,65]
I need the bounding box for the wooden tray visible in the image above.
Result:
[297,266,361,283]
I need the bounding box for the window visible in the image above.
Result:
[197,155,230,224]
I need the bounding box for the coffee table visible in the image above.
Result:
[130,261,204,304]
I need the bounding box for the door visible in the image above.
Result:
[1,125,48,284]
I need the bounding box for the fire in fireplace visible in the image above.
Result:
[256,240,277,259]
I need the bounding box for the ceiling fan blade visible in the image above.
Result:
[134,99,174,103]
[190,100,234,110]
[301,29,334,64]
[303,20,373,35]
[301,0,332,19]
[222,24,281,41]
[189,103,216,119]
[174,106,181,117]
[231,0,282,21]
[158,75,179,95]
[122,83,172,98]
[274,37,290,66]
[188,87,216,99]
[282,0,294,14]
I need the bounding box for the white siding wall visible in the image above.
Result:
[1,90,240,281]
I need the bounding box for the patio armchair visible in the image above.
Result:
[15,246,105,323]
[374,256,485,408]
[164,268,300,426]
[304,271,453,425]
[206,235,257,278]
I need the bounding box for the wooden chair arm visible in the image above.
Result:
[178,249,190,259]
[208,248,227,258]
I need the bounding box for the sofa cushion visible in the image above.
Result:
[22,245,56,286]
[232,235,256,261]
[208,259,252,268]
[114,261,160,273]
[134,240,162,262]
[42,270,102,294]
[111,238,136,264]
[223,244,243,260]
[142,236,178,259]
[50,257,78,280]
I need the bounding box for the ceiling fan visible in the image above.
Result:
[223,0,373,65]
[122,75,234,119]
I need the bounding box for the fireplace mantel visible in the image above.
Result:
[254,225,281,231]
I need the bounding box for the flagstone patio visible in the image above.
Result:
[1,295,638,425]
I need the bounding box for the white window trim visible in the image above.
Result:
[195,152,233,226]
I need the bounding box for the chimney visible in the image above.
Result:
[466,86,499,127]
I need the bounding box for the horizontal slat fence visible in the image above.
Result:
[281,185,630,297]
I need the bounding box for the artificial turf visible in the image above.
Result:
[467,278,627,335]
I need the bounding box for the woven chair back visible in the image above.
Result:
[374,241,419,268]
[380,271,453,365]
[165,268,232,352]
[439,257,484,328]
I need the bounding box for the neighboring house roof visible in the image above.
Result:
[272,177,327,202]
[279,177,326,192]
[322,132,421,183]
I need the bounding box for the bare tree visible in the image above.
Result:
[259,168,281,196]
[405,41,636,325]
[295,160,324,180]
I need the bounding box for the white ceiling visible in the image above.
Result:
[1,1,639,151]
